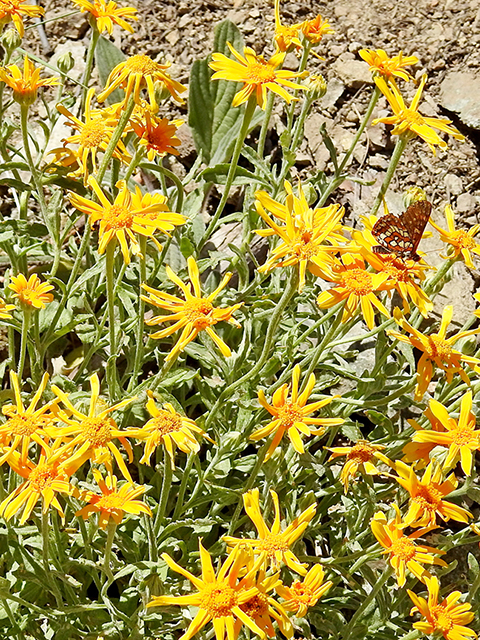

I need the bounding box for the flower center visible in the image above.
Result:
[0,1,21,12]
[413,484,442,513]
[340,268,373,295]
[79,417,113,447]
[400,109,425,126]
[430,604,454,632]
[258,532,289,557]
[278,401,302,429]
[4,413,47,436]
[290,581,316,606]
[80,120,107,148]
[450,230,476,249]
[425,335,454,360]
[103,204,134,229]
[347,442,374,464]
[199,582,239,618]
[96,492,127,512]
[184,298,214,329]
[390,536,416,561]
[241,592,269,618]
[29,463,58,491]
[450,425,478,447]
[148,410,182,436]
[246,60,277,84]
[125,54,161,76]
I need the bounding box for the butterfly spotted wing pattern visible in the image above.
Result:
[372,201,431,262]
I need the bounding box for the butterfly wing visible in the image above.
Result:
[400,200,432,254]
[372,214,415,258]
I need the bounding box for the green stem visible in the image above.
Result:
[370,135,409,216]
[8,326,16,371]
[172,454,194,520]
[198,96,257,251]
[96,94,135,185]
[343,565,393,640]
[128,237,147,392]
[318,86,381,207]
[41,508,50,572]
[204,267,299,430]
[103,521,116,580]
[105,242,118,401]
[145,513,157,563]
[154,447,173,535]
[257,92,275,159]
[17,310,31,380]
[300,302,345,385]
[124,146,145,184]
[79,27,100,113]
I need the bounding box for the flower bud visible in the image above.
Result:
[1,28,21,55]
[403,186,427,208]
[304,74,327,100]
[57,52,75,75]
[457,335,478,356]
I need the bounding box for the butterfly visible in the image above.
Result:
[372,200,432,262]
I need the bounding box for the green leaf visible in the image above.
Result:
[200,163,270,187]
[95,36,126,105]
[319,122,338,172]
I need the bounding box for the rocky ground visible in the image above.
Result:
[23,0,480,324]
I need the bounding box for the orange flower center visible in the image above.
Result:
[103,204,134,229]
[450,229,476,249]
[15,286,42,305]
[450,425,478,447]
[146,126,174,152]
[399,109,425,126]
[148,410,182,436]
[29,463,58,491]
[258,532,289,557]
[246,60,277,84]
[0,1,22,13]
[79,417,113,447]
[340,268,373,295]
[290,581,316,606]
[278,401,302,429]
[241,592,269,618]
[95,491,127,512]
[80,120,107,148]
[390,536,416,561]
[125,54,162,76]
[184,298,214,329]
[430,603,454,633]
[199,581,239,618]
[4,413,48,436]
[347,442,374,464]
[413,483,442,512]
[425,335,453,360]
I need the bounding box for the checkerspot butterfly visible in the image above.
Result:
[372,200,431,262]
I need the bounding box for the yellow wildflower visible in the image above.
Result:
[9,273,54,309]
[0,298,15,319]
[0,0,44,37]
[359,49,418,82]
[131,112,183,161]
[223,488,316,575]
[371,504,447,587]
[273,0,302,52]
[300,15,334,45]
[251,365,343,461]
[0,55,59,106]
[209,43,307,110]
[326,440,391,493]
[71,0,137,34]
[429,204,480,269]
[142,256,242,361]
[372,76,465,154]
[276,565,332,616]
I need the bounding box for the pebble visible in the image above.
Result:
[333,53,372,88]
[439,71,480,129]
[456,193,476,213]
[444,173,463,195]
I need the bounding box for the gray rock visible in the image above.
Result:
[444,173,463,196]
[456,193,476,213]
[333,53,372,88]
[439,71,480,129]
[321,77,345,110]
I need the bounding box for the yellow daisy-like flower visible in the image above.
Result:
[273,0,302,53]
[0,298,15,319]
[408,576,477,640]
[372,76,465,154]
[315,254,390,330]
[223,488,316,575]
[359,49,418,82]
[276,565,332,617]
[255,181,348,291]
[300,15,334,46]
[54,88,131,183]
[149,541,268,640]
[326,440,391,493]
[0,450,71,524]
[388,306,480,401]
[0,371,58,465]
[403,405,447,469]
[412,392,480,476]
[371,504,447,587]
[97,54,187,109]
[395,461,472,528]
[129,391,214,467]
[209,42,307,110]
[429,204,480,269]
[251,365,343,462]
[49,373,136,481]
[131,111,183,161]
[0,55,59,106]
[69,176,185,264]
[74,468,151,529]
[71,0,137,34]
[0,0,44,37]
[142,256,242,362]
[9,273,54,309]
